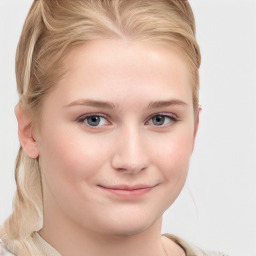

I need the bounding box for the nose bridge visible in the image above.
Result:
[111,123,148,173]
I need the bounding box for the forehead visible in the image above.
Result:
[49,39,193,109]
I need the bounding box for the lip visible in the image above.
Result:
[98,184,157,199]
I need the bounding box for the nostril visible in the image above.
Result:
[112,160,148,174]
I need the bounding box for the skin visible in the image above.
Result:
[17,39,199,256]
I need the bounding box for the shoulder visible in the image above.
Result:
[162,233,228,256]
[0,240,16,256]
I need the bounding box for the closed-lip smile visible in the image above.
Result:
[98,184,158,198]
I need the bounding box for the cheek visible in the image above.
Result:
[38,128,109,189]
[144,128,194,213]
[152,129,193,180]
[38,128,112,220]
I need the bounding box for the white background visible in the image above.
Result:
[0,1,255,256]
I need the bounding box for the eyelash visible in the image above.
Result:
[146,113,178,127]
[77,113,178,128]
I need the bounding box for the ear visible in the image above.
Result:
[192,105,201,152]
[15,104,39,159]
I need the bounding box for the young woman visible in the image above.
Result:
[0,0,226,255]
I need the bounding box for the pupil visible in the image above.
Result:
[88,116,100,126]
[153,115,164,125]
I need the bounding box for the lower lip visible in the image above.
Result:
[98,186,154,199]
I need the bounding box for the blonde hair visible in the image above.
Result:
[0,0,201,254]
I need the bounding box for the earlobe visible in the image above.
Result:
[192,105,201,152]
[15,104,39,159]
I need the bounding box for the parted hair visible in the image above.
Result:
[0,0,201,255]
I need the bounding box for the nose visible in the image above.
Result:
[111,125,149,174]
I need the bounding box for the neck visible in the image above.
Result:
[39,214,168,256]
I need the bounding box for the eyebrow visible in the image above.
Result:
[65,99,115,109]
[147,99,187,109]
[65,98,187,109]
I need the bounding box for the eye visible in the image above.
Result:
[78,115,109,127]
[147,114,177,126]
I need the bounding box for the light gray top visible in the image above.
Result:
[0,233,228,256]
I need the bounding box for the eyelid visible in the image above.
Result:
[145,112,178,126]
[76,112,178,127]
[76,113,112,128]
[77,113,109,121]
[145,112,178,121]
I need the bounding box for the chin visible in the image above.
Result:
[112,224,149,236]
[100,225,151,237]
[93,213,160,237]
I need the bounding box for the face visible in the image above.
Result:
[35,39,198,236]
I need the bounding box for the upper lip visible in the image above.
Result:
[98,184,157,190]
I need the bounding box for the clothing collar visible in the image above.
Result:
[33,232,208,256]
[162,233,210,256]
[32,232,61,256]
